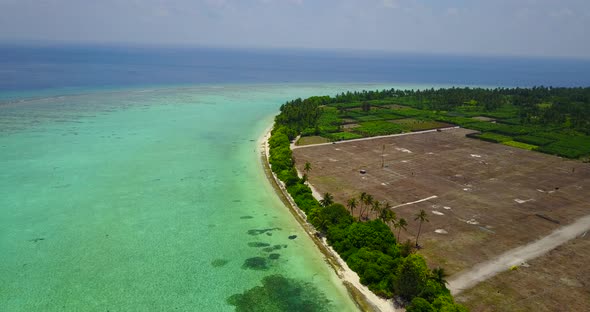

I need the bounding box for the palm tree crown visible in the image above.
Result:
[320,192,334,207]
[347,198,357,217]
[414,209,430,247]
[304,161,312,173]
[396,218,408,241]
[431,267,449,286]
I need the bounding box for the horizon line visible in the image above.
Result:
[1,39,590,62]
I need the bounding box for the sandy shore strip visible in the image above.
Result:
[258,125,400,312]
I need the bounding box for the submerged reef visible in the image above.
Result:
[242,257,269,270]
[247,242,271,248]
[211,259,230,268]
[247,228,281,236]
[227,274,333,312]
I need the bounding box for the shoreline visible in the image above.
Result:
[257,124,399,312]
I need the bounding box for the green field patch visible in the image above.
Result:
[353,114,387,122]
[470,132,513,143]
[324,132,363,141]
[536,135,590,158]
[502,140,537,150]
[537,144,588,158]
[498,118,522,125]
[435,115,477,126]
[393,107,432,118]
[490,124,535,136]
[352,121,404,136]
[343,107,403,122]
[463,121,499,132]
[472,116,496,122]
[391,118,453,132]
[316,106,341,133]
[296,136,330,146]
[514,135,554,146]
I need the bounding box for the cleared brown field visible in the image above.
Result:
[292,128,590,276]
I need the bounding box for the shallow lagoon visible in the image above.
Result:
[0,83,405,311]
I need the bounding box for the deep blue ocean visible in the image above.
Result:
[1,44,589,95]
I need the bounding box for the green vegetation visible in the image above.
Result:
[292,86,590,159]
[353,121,404,136]
[268,97,466,310]
[392,119,453,132]
[502,140,537,150]
[324,131,363,141]
[296,136,330,146]
[468,132,512,143]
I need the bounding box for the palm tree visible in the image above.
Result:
[304,161,312,174]
[301,173,308,183]
[346,198,357,217]
[414,209,429,247]
[371,201,381,220]
[320,192,334,207]
[379,203,396,226]
[359,192,367,219]
[380,202,395,222]
[362,194,374,220]
[396,218,408,242]
[431,267,449,286]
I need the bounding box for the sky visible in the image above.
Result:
[0,0,589,58]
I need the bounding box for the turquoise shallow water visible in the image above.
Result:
[0,83,407,311]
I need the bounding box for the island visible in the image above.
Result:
[264,86,590,311]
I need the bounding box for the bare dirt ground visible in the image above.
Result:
[292,128,590,309]
[455,235,590,312]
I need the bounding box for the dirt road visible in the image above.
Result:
[448,214,590,295]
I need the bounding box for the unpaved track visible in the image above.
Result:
[448,214,590,295]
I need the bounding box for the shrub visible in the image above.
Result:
[394,255,429,299]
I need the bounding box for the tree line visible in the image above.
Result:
[329,86,590,134]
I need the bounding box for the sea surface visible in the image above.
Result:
[1,44,589,311]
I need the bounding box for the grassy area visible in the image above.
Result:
[352,121,404,136]
[470,132,513,143]
[392,118,453,132]
[296,136,330,146]
[502,140,537,150]
[324,132,363,141]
